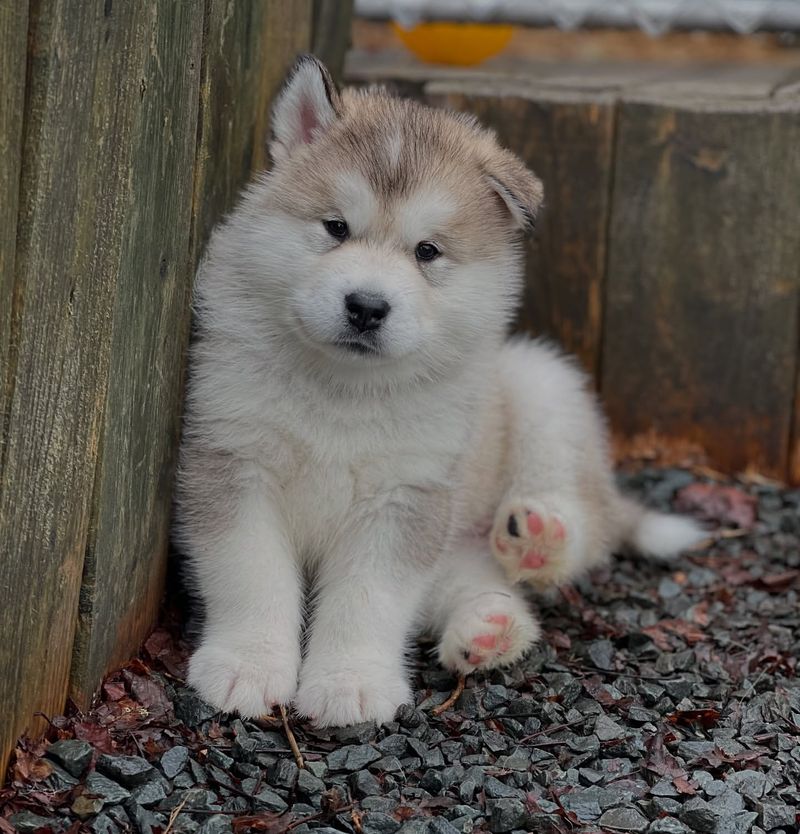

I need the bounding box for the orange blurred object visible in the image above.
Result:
[392,21,514,66]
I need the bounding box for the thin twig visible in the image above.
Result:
[432,675,466,716]
[163,795,189,834]
[279,704,305,770]
[519,716,590,744]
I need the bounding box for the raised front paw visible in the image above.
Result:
[188,639,300,718]
[491,497,570,585]
[295,656,412,727]
[438,592,540,675]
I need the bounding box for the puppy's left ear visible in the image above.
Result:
[270,55,342,164]
[484,149,544,233]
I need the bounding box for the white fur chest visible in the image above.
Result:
[248,366,478,558]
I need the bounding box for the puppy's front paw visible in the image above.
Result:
[188,640,299,718]
[438,592,540,675]
[491,497,571,585]
[295,657,412,727]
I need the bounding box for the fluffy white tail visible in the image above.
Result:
[617,497,705,561]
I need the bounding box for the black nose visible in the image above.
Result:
[345,292,391,333]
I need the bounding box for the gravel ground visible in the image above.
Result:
[3,468,800,834]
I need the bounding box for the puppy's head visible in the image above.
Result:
[241,56,543,379]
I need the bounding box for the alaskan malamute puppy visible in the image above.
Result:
[175,56,701,727]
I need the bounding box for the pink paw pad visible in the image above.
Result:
[492,499,569,582]
[462,613,517,668]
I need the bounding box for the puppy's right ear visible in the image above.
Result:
[270,55,342,164]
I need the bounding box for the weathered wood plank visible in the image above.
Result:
[426,81,616,376]
[0,0,163,771]
[602,92,800,478]
[192,0,313,259]
[67,1,205,706]
[70,0,314,705]
[312,0,353,82]
[69,0,314,705]
[0,1,28,471]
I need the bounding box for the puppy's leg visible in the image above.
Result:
[179,455,302,717]
[489,341,617,587]
[426,539,540,675]
[295,490,447,727]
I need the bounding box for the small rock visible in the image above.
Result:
[89,813,120,834]
[328,744,382,771]
[253,787,288,813]
[659,578,683,599]
[161,746,190,779]
[10,812,58,833]
[44,762,79,791]
[371,755,404,774]
[362,812,401,834]
[725,771,768,802]
[197,817,232,834]
[268,758,298,789]
[377,735,410,757]
[206,747,234,770]
[72,794,106,819]
[484,776,520,799]
[85,772,132,805]
[489,799,528,832]
[397,821,432,834]
[351,769,384,797]
[297,769,326,800]
[709,790,746,815]
[46,739,93,777]
[758,803,795,830]
[419,769,444,795]
[680,797,718,833]
[332,721,379,743]
[174,689,218,728]
[598,808,649,831]
[97,755,155,787]
[587,639,616,670]
[715,812,759,834]
[124,801,164,834]
[649,818,692,834]
[594,713,626,741]
[131,780,168,808]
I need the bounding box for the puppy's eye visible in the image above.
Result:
[415,241,440,262]
[323,219,349,240]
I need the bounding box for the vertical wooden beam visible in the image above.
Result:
[70,0,314,705]
[602,90,800,478]
[0,0,153,770]
[0,1,28,470]
[67,0,205,705]
[427,81,616,377]
[312,0,353,82]
[193,0,313,259]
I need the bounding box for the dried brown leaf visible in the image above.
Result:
[674,483,757,530]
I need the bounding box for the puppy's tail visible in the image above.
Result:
[615,496,705,561]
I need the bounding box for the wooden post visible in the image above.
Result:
[0,1,28,469]
[602,86,800,479]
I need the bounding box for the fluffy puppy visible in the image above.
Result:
[175,56,702,727]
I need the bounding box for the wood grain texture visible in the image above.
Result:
[0,0,153,769]
[70,0,313,706]
[602,91,800,478]
[312,0,353,81]
[0,1,28,472]
[67,0,204,706]
[192,0,312,259]
[427,81,616,376]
